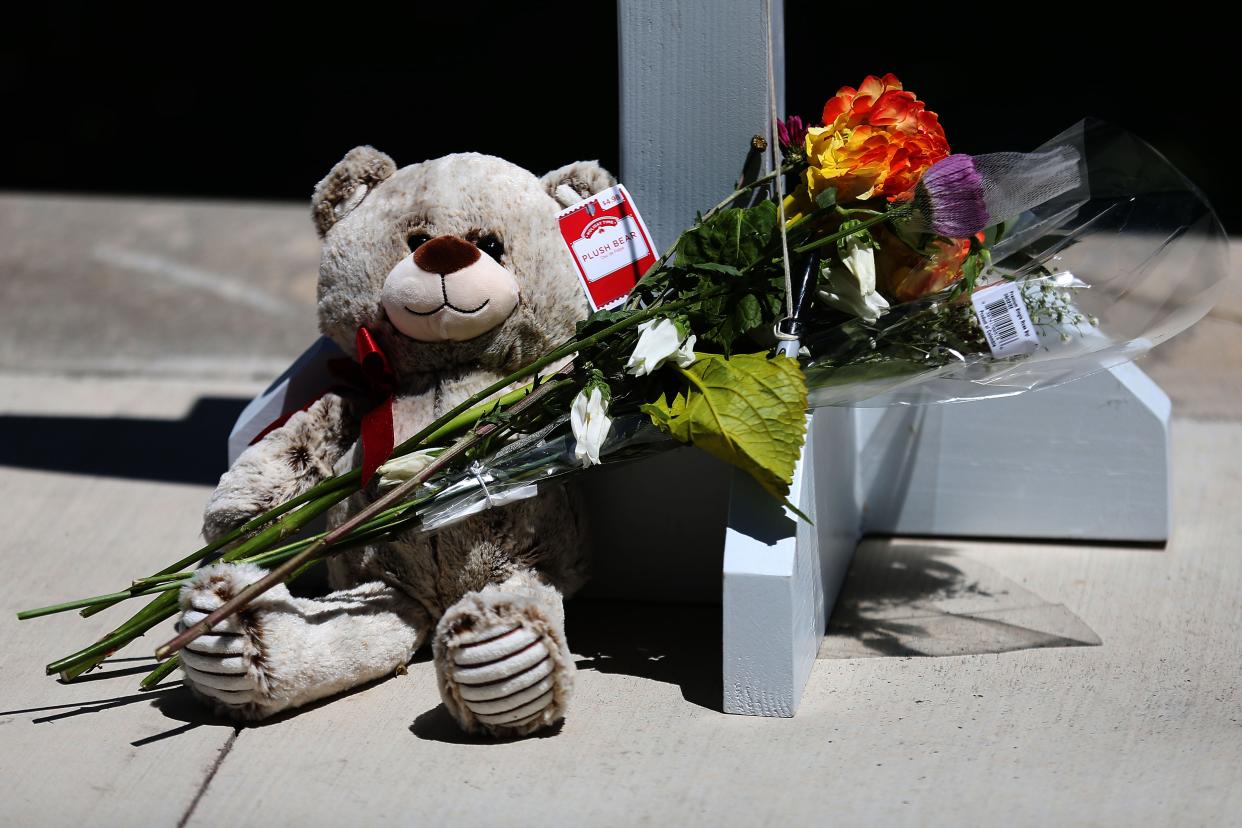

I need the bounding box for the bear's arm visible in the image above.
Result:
[203,393,358,542]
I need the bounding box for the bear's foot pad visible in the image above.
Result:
[449,624,559,728]
[176,565,274,717]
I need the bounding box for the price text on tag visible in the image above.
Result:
[556,185,656,311]
[971,282,1040,358]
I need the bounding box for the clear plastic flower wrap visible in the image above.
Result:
[397,414,675,535]
[801,120,1231,406]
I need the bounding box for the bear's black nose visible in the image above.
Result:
[413,235,481,275]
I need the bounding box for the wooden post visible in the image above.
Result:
[619,0,782,253]
[617,0,856,716]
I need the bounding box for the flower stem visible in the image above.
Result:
[792,211,894,254]
[17,583,178,620]
[392,299,692,458]
[77,473,358,619]
[78,383,528,620]
[46,487,345,678]
[48,591,181,679]
[25,500,429,622]
[139,656,180,690]
[130,573,189,589]
[40,373,567,676]
[133,506,434,690]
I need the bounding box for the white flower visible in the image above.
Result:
[816,242,890,323]
[570,386,612,467]
[377,448,442,489]
[625,318,697,376]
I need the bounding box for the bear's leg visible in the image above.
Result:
[176,562,427,721]
[433,568,574,738]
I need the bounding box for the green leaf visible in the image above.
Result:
[640,352,808,500]
[835,218,876,253]
[685,261,788,356]
[733,293,766,333]
[949,246,990,299]
[644,200,790,355]
[693,262,743,277]
[814,187,838,209]
[782,497,812,524]
[574,308,631,338]
[677,201,779,269]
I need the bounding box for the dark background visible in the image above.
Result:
[3,4,1234,230]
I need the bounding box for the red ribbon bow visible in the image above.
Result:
[249,326,396,488]
[353,326,396,486]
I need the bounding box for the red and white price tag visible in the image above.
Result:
[556,184,656,311]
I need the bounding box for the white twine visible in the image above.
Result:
[467,460,496,509]
[764,0,794,328]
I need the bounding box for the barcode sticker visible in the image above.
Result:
[971,282,1039,358]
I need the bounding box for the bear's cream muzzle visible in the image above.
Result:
[382,235,520,342]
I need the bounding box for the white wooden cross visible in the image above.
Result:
[590,0,1171,717]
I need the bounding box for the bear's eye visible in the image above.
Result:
[406,233,431,253]
[477,234,505,262]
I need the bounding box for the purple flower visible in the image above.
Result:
[918,154,988,238]
[776,115,807,155]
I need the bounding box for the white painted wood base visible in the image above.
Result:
[719,364,1172,716]
[855,362,1171,541]
[722,408,857,716]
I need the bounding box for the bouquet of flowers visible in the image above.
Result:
[21,74,1228,688]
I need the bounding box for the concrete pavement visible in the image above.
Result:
[1,195,1239,826]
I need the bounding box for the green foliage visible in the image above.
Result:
[575,308,631,339]
[677,201,779,269]
[641,353,808,501]
[834,218,877,254]
[949,244,991,300]
[630,201,787,355]
[689,275,785,355]
[581,367,611,399]
[693,262,743,277]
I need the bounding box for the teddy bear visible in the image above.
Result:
[175,148,615,737]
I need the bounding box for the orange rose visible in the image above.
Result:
[803,74,950,203]
[874,228,973,302]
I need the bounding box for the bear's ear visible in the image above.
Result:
[541,161,617,208]
[311,146,397,236]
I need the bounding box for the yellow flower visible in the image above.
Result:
[799,74,950,206]
[803,125,898,203]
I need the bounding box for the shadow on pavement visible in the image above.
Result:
[0,686,182,722]
[823,540,1102,659]
[410,704,565,743]
[0,667,224,748]
[568,598,723,713]
[0,396,249,485]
